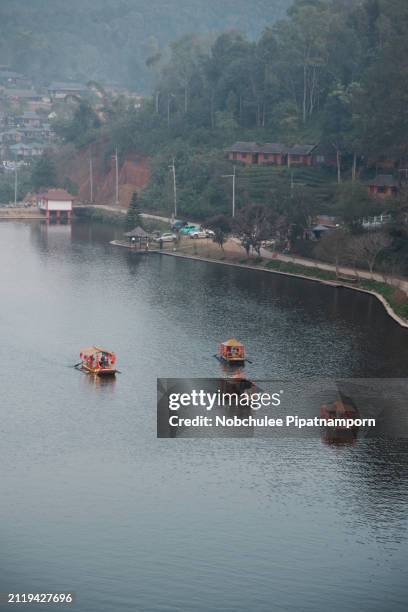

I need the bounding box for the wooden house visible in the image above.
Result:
[368,175,399,199]
[287,144,317,167]
[224,142,260,165]
[258,143,287,166]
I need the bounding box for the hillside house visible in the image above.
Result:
[368,175,399,199]
[0,129,23,144]
[2,89,43,106]
[10,142,47,158]
[17,112,41,128]
[48,82,86,100]
[258,143,287,166]
[225,141,319,167]
[287,144,317,167]
[224,142,260,164]
[0,70,29,87]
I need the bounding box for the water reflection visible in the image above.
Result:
[1,220,408,612]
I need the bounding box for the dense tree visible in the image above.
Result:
[0,0,291,90]
[125,192,142,229]
[53,101,101,147]
[30,155,58,192]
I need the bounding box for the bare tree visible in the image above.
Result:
[354,231,392,276]
[206,214,232,251]
[315,229,349,277]
[234,204,273,256]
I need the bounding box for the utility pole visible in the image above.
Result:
[89,155,94,203]
[167,93,174,127]
[169,157,177,219]
[222,165,236,217]
[14,162,18,206]
[115,147,119,206]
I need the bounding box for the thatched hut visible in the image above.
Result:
[124,226,149,249]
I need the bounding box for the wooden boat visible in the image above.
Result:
[78,346,118,377]
[217,338,246,365]
[320,397,358,424]
[320,396,359,444]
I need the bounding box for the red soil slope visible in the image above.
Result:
[56,140,150,209]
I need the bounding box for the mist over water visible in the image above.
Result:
[0,220,408,612]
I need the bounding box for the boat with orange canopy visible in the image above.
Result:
[217,338,246,365]
[77,346,118,377]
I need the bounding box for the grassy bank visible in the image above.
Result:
[264,259,408,322]
[264,259,337,282]
[111,233,408,326]
[360,280,408,320]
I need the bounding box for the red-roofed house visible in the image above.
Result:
[37,189,74,221]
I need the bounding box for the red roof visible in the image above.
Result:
[38,188,74,201]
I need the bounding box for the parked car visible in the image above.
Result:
[180,224,200,235]
[171,220,187,231]
[189,229,208,239]
[189,228,215,239]
[154,232,177,242]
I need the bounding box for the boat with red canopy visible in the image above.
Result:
[217,338,246,365]
[78,346,118,377]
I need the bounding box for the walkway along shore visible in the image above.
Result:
[3,203,406,329]
[110,239,408,330]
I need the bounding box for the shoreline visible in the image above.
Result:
[0,209,44,219]
[110,240,408,330]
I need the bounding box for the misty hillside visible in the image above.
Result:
[0,0,292,91]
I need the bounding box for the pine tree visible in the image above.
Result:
[125,192,142,229]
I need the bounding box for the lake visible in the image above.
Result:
[0,220,407,611]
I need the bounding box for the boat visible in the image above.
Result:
[320,396,358,423]
[217,338,246,365]
[77,346,118,377]
[320,396,359,445]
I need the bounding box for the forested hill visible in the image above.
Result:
[0,0,292,90]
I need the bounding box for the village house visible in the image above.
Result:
[17,111,41,128]
[0,70,30,88]
[225,141,319,167]
[287,144,317,167]
[368,175,399,199]
[16,125,55,142]
[258,143,287,166]
[1,89,41,104]
[224,142,260,164]
[48,82,87,100]
[0,129,23,144]
[10,142,48,158]
[37,188,74,221]
[312,144,338,167]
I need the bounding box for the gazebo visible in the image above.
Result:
[124,226,149,249]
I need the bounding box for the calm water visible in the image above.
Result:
[1,220,408,612]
